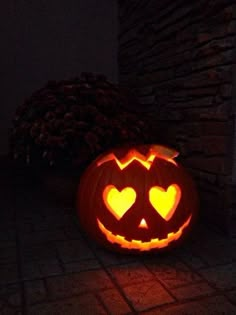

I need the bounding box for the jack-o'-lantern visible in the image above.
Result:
[77,144,198,253]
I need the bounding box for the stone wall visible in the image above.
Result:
[118,0,236,233]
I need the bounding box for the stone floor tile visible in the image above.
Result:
[170,282,215,300]
[64,258,101,273]
[22,260,63,280]
[38,260,63,277]
[2,176,236,314]
[144,256,201,289]
[0,229,16,242]
[0,283,22,307]
[174,249,208,270]
[226,289,236,304]
[27,294,107,315]
[22,261,43,280]
[0,306,22,315]
[20,229,67,244]
[141,295,236,315]
[0,283,22,315]
[0,264,19,285]
[46,269,113,298]
[21,244,58,262]
[0,207,15,223]
[122,280,174,312]
[63,224,84,239]
[190,224,226,246]
[94,247,137,266]
[99,287,132,315]
[56,239,94,263]
[109,262,154,287]
[0,240,16,249]
[0,246,17,264]
[32,214,74,231]
[199,262,236,290]
[189,230,236,266]
[25,280,48,304]
[17,221,34,234]
[197,245,236,266]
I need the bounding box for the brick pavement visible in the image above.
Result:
[0,175,236,315]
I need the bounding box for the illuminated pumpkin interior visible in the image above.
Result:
[97,216,192,251]
[149,184,181,221]
[139,218,148,229]
[96,145,191,251]
[103,185,136,220]
[97,145,178,170]
[103,184,181,221]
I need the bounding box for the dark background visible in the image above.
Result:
[0,0,118,155]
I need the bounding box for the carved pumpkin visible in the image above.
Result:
[77,144,198,253]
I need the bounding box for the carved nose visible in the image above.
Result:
[138,218,148,229]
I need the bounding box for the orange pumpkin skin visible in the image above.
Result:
[77,144,198,254]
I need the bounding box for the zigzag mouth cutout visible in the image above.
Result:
[97,215,191,251]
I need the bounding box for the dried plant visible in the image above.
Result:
[10,73,151,171]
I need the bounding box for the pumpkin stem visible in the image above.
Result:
[150,145,179,160]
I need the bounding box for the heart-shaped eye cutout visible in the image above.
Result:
[149,184,181,221]
[103,185,136,220]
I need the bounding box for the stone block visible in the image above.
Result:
[192,50,233,72]
[22,260,63,280]
[195,37,234,59]
[220,83,232,98]
[188,229,236,266]
[186,138,203,154]
[21,244,58,262]
[56,239,94,263]
[0,283,22,308]
[173,86,219,98]
[226,289,236,304]
[0,228,16,242]
[182,66,232,87]
[137,85,154,96]
[199,263,236,290]
[197,33,211,44]
[171,282,215,300]
[27,294,107,315]
[64,259,101,273]
[184,156,227,174]
[138,95,155,105]
[120,0,149,32]
[190,170,217,184]
[108,262,154,287]
[174,249,208,270]
[95,248,137,266]
[122,280,174,312]
[144,256,201,289]
[21,229,67,244]
[0,264,18,285]
[201,121,232,136]
[99,288,132,315]
[63,224,84,239]
[171,96,214,108]
[202,136,227,155]
[182,103,229,121]
[142,295,236,315]
[46,270,113,298]
[0,247,17,264]
[25,280,47,305]
[119,26,138,45]
[203,1,235,20]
